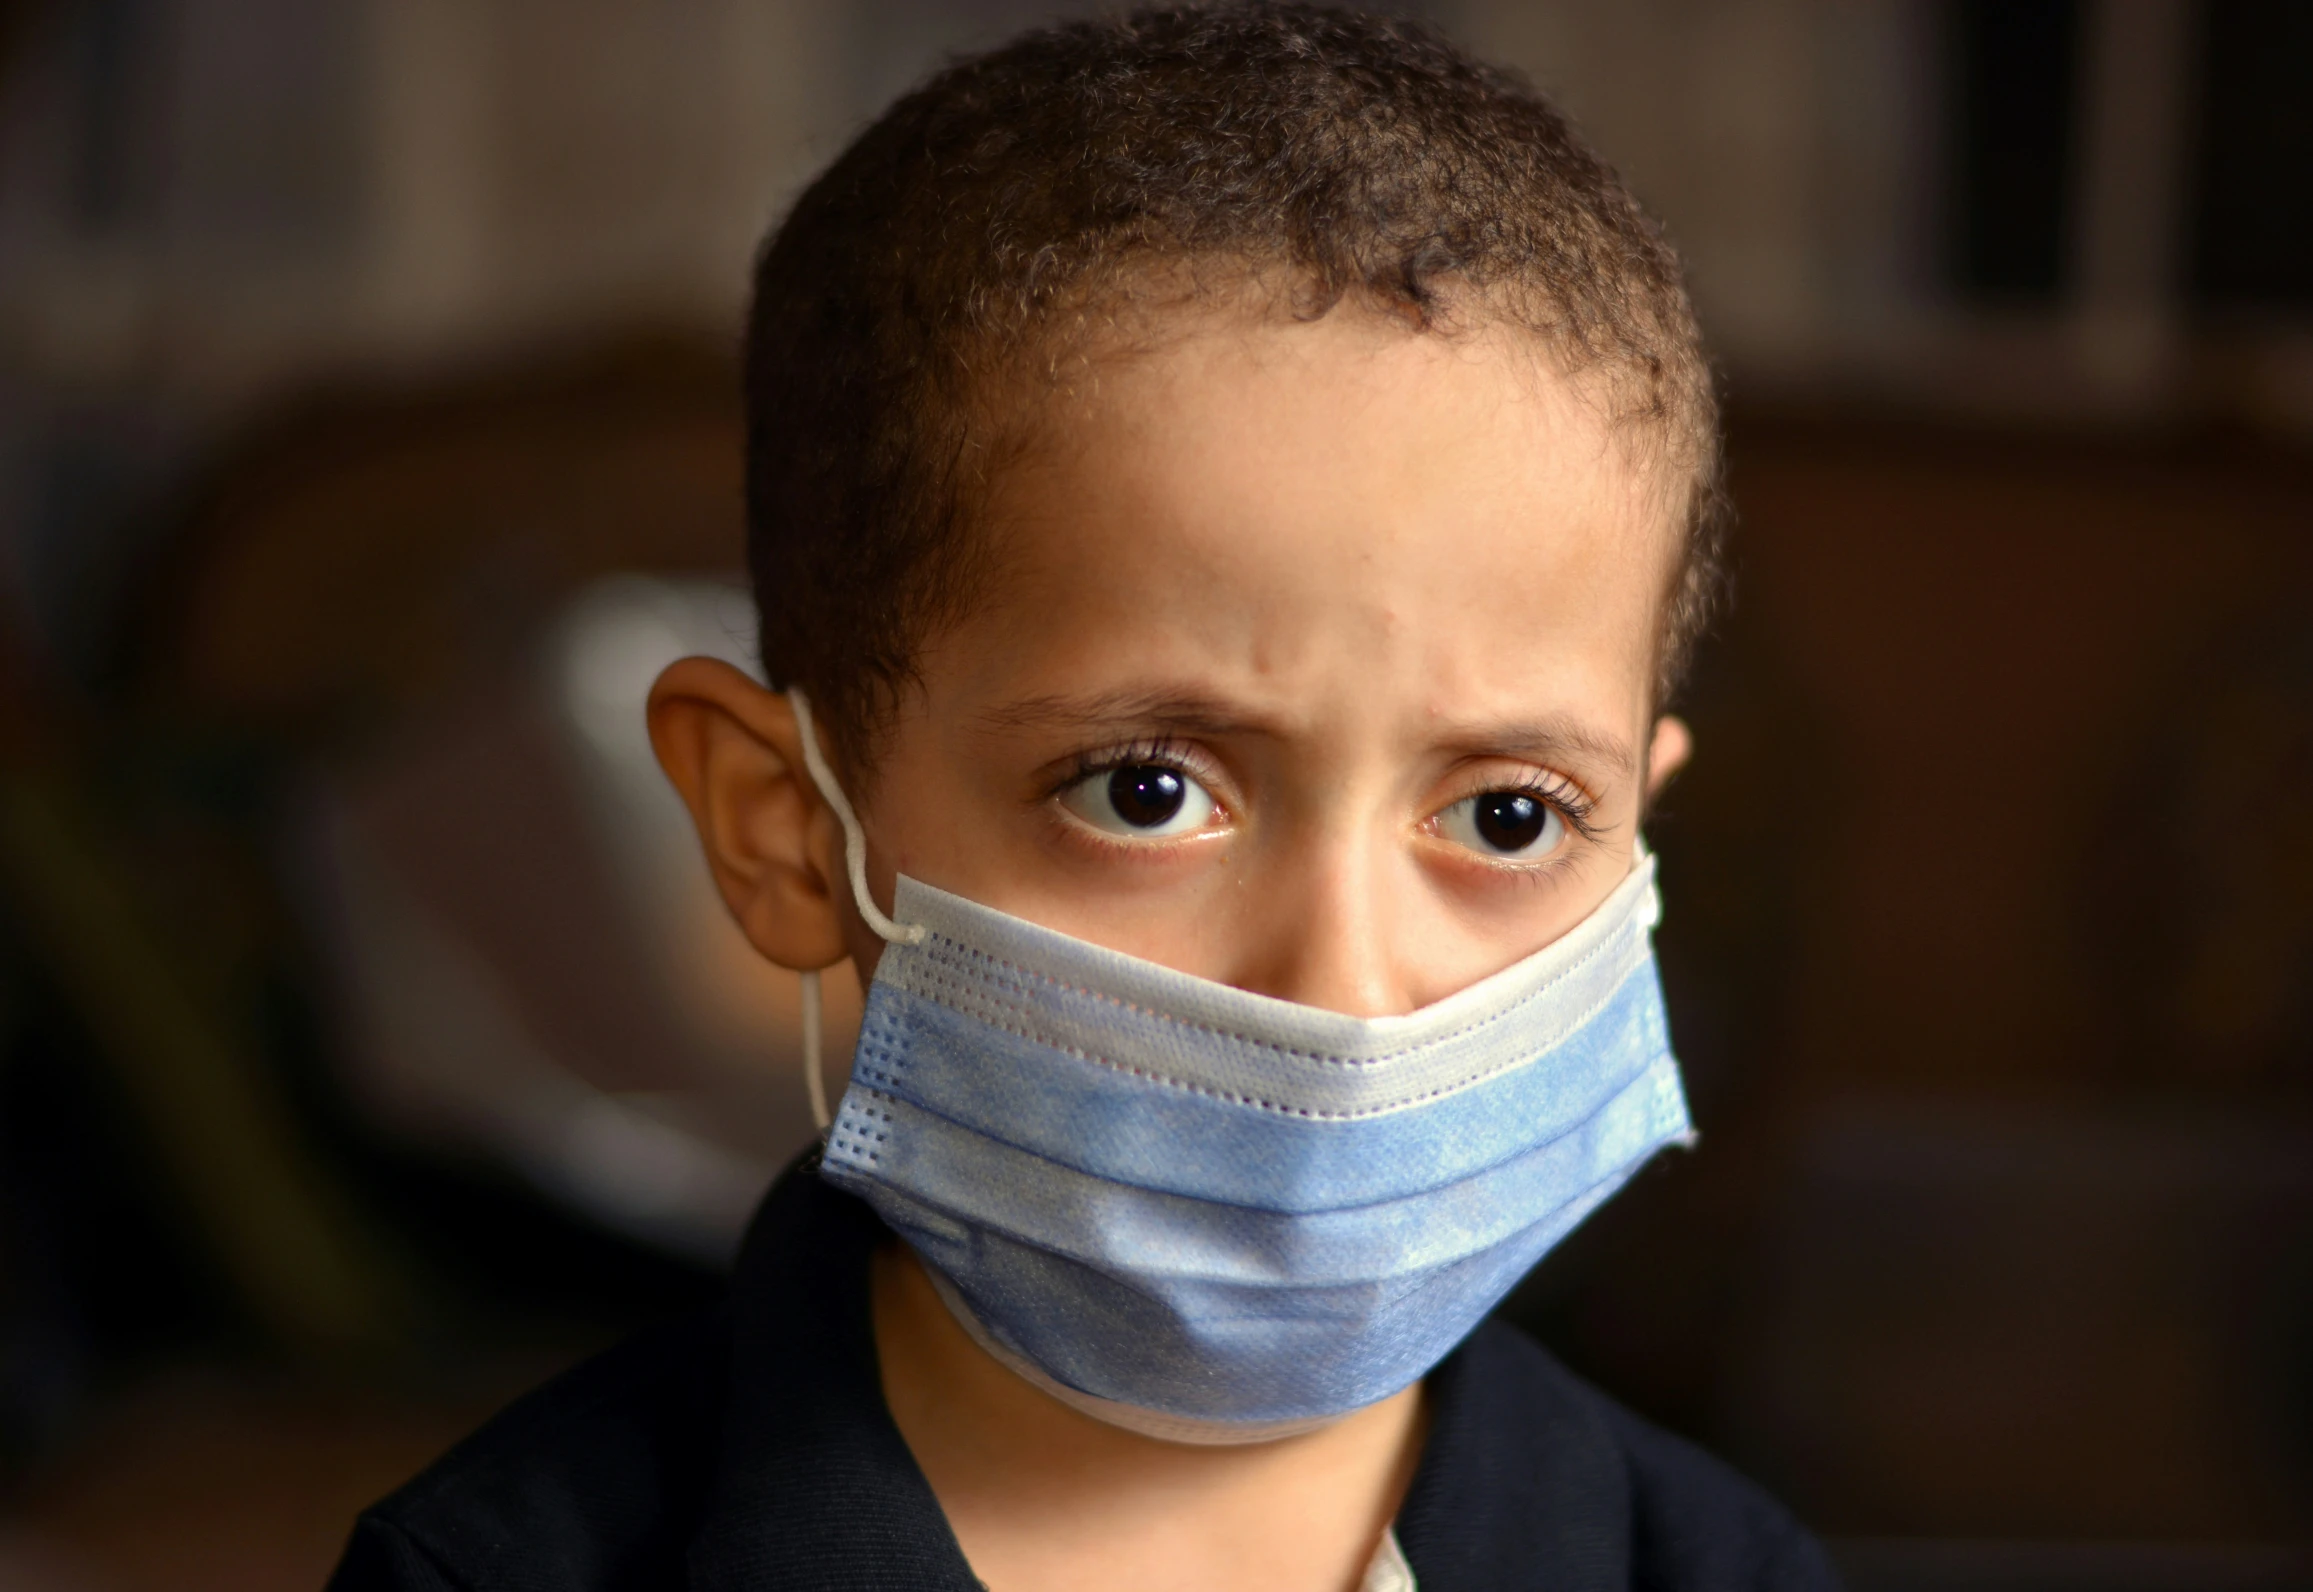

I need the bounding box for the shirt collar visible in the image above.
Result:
[688,1155,981,1590]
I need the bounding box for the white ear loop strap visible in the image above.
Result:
[789,690,925,946]
[788,689,925,1133]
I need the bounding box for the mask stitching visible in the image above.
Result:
[899,921,1644,1079]
[830,1002,912,1165]
[828,1094,893,1152]
[895,958,1650,1117]
[851,971,1656,1121]
[907,913,1640,1067]
[897,872,1653,1066]
[828,1092,897,1165]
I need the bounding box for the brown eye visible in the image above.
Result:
[1476,793,1547,851]
[1108,766,1186,828]
[1059,762,1216,839]
[1438,790,1567,860]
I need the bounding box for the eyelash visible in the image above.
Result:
[1048,736,1221,802]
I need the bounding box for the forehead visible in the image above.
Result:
[933,305,1674,748]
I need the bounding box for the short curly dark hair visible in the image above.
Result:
[745,3,1724,774]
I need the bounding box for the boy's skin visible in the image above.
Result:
[649,301,1692,1592]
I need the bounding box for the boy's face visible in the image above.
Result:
[842,308,1685,1013]
[656,305,1688,1018]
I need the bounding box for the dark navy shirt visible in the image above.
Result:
[328,1161,1839,1590]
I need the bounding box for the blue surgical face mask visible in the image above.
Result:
[789,692,1693,1445]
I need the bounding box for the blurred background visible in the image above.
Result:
[0,1,2305,1587]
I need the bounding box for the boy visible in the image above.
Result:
[331,8,1836,1589]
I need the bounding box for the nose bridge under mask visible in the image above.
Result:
[1233,804,1412,1015]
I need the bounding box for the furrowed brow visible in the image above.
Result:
[975,688,1276,740]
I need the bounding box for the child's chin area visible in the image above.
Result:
[857,303,1689,1017]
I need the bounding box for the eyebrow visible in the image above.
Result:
[977,691,1638,776]
[974,688,1277,741]
[1446,717,1640,777]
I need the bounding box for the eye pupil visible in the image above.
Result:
[1474,792,1546,852]
[1107,765,1187,829]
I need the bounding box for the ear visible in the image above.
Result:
[646,657,850,972]
[1642,714,1692,807]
